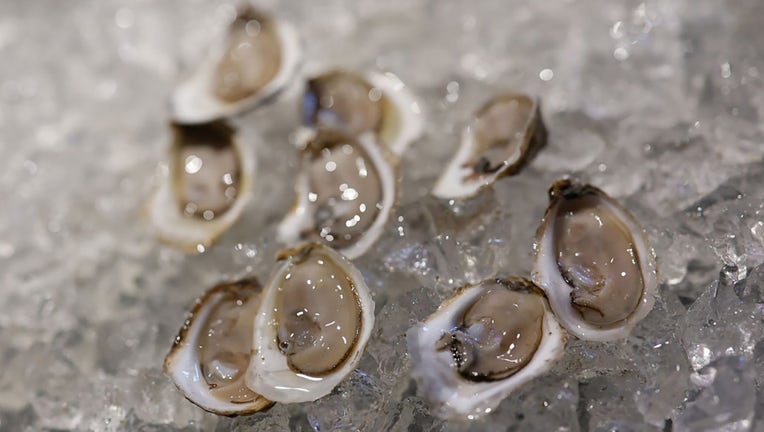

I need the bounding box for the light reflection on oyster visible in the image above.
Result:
[164,278,272,415]
[407,278,565,420]
[148,121,254,253]
[171,5,301,124]
[247,243,374,403]
[277,129,398,259]
[532,179,658,341]
[433,93,546,199]
[297,70,423,156]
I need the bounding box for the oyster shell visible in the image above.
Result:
[171,5,300,124]
[148,121,254,252]
[247,243,374,403]
[164,278,272,415]
[532,179,658,341]
[277,129,398,259]
[297,70,423,156]
[432,93,545,199]
[407,278,566,420]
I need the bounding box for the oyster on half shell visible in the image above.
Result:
[247,243,375,403]
[148,121,255,253]
[164,278,271,415]
[532,179,658,341]
[407,278,566,420]
[171,5,301,124]
[433,93,546,199]
[277,129,398,259]
[297,69,423,156]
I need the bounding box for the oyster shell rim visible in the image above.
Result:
[531,178,659,342]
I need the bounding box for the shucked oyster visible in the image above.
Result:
[164,278,271,415]
[532,179,658,341]
[433,93,546,199]
[277,129,398,259]
[148,121,255,252]
[297,70,423,156]
[407,278,566,420]
[247,243,375,403]
[171,5,300,124]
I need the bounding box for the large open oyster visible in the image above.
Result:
[277,129,398,259]
[433,93,546,199]
[171,5,300,124]
[148,121,255,252]
[532,179,658,341]
[247,243,374,403]
[407,278,566,420]
[297,69,423,156]
[164,278,271,415]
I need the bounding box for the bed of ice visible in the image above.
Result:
[2,0,764,430]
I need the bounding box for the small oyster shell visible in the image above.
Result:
[532,179,658,341]
[247,243,374,403]
[148,121,255,253]
[297,70,423,156]
[433,93,546,199]
[164,278,272,415]
[407,278,566,420]
[171,5,301,124]
[277,129,398,259]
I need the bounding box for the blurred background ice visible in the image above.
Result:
[2,0,764,430]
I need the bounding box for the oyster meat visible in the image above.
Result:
[532,179,658,341]
[164,278,271,415]
[277,129,398,259]
[433,93,546,199]
[171,5,301,124]
[247,243,374,403]
[148,121,255,252]
[298,69,423,156]
[407,278,565,420]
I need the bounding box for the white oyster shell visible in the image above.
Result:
[247,243,375,403]
[277,130,398,259]
[407,278,566,420]
[295,69,423,157]
[148,122,255,253]
[532,179,658,341]
[164,279,271,415]
[171,6,301,124]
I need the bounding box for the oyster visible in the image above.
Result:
[247,243,374,403]
[164,278,272,415]
[432,93,545,199]
[298,70,423,156]
[407,278,566,420]
[532,179,658,341]
[148,121,254,252]
[171,5,300,124]
[277,129,398,259]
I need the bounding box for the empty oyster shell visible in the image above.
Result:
[407,278,565,420]
[432,93,546,199]
[171,5,300,124]
[532,179,658,341]
[247,243,374,403]
[297,70,423,156]
[148,121,254,252]
[277,129,398,259]
[164,278,272,415]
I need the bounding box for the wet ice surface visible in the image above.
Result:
[2,0,764,430]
